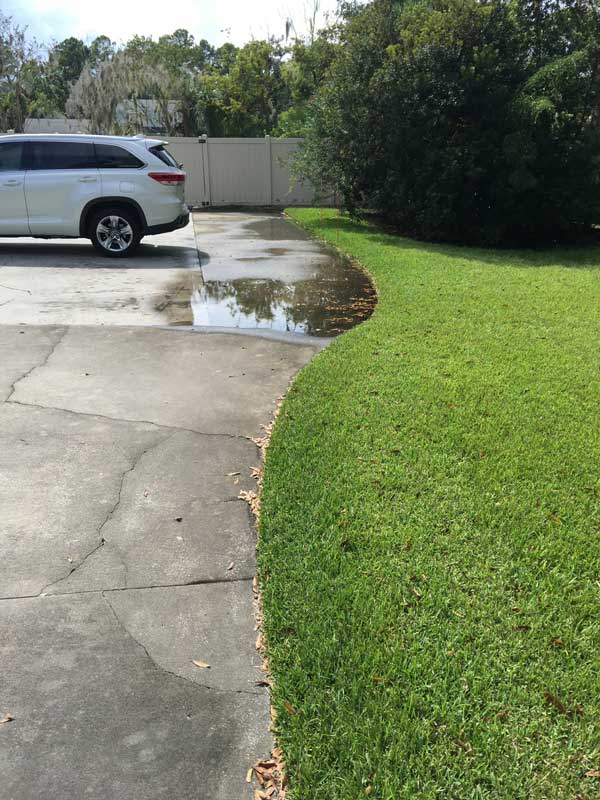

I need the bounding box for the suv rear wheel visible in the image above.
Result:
[89,207,142,258]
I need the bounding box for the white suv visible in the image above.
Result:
[0,133,189,257]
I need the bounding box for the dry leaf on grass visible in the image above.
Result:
[544,691,576,716]
[455,738,474,755]
[192,660,210,669]
[584,769,600,778]
[283,701,297,715]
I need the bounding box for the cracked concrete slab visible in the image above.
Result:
[0,325,66,401]
[11,325,318,437]
[46,430,259,594]
[0,401,167,599]
[105,582,264,693]
[0,592,269,800]
[0,215,328,798]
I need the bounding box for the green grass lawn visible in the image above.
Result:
[258,208,600,800]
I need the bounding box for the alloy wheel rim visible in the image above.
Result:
[97,215,134,252]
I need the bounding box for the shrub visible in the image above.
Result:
[299,0,600,245]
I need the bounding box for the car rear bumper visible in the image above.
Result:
[146,211,190,236]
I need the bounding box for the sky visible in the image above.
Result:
[2,0,341,49]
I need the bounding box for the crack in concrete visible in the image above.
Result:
[2,398,254,443]
[102,591,263,697]
[39,432,173,596]
[5,326,68,402]
[0,576,254,602]
[0,282,32,295]
[0,299,14,308]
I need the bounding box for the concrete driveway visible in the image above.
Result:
[0,217,323,799]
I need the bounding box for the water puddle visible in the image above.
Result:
[156,214,376,337]
[157,261,375,336]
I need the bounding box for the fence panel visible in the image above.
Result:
[166,136,330,207]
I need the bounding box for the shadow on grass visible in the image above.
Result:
[316,215,600,270]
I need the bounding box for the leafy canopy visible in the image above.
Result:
[299,0,600,245]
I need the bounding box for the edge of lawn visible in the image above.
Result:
[257,207,600,800]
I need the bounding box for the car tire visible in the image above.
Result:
[89,207,142,258]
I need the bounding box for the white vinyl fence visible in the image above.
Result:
[166,136,331,208]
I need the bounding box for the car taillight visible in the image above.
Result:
[148,172,185,185]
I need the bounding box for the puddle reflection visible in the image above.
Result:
[158,260,376,336]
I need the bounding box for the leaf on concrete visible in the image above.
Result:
[0,713,14,725]
[192,660,210,669]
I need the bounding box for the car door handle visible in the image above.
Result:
[3,179,21,186]
[78,176,98,183]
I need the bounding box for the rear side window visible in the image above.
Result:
[149,145,179,168]
[28,141,96,170]
[0,141,24,171]
[96,144,144,169]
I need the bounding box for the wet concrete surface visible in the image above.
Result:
[0,211,375,337]
[0,211,369,799]
[191,211,376,336]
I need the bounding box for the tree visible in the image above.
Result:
[67,51,184,135]
[274,34,338,136]
[196,40,289,136]
[299,0,600,245]
[0,13,40,130]
[51,37,89,83]
[88,36,115,68]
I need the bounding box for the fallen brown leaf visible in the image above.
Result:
[455,738,474,755]
[543,691,569,715]
[551,637,565,648]
[283,700,297,715]
[226,472,241,476]
[0,713,14,725]
[256,759,276,769]
[584,769,599,778]
[227,561,235,571]
[364,786,373,796]
[496,707,509,721]
[246,767,254,783]
[192,660,210,669]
